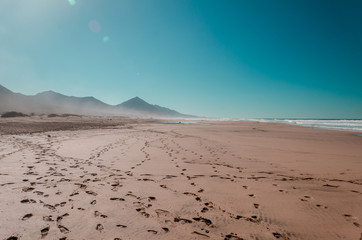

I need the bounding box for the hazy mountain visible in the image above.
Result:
[120,96,153,110]
[33,91,109,108]
[0,85,12,95]
[0,84,194,118]
[0,85,48,114]
[118,97,189,117]
[31,91,113,115]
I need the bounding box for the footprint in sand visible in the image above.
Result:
[58,225,70,233]
[204,202,214,208]
[224,233,243,240]
[300,195,312,202]
[94,211,108,218]
[43,204,56,210]
[147,230,157,234]
[96,224,104,232]
[272,232,288,239]
[184,192,197,196]
[315,204,328,209]
[70,192,79,197]
[86,190,98,196]
[56,213,69,223]
[116,224,127,228]
[135,208,150,218]
[155,209,170,217]
[110,197,125,201]
[22,213,33,220]
[192,217,213,226]
[343,214,361,228]
[174,217,192,224]
[21,199,37,204]
[41,226,50,238]
[22,187,35,192]
[6,236,20,240]
[193,231,209,238]
[201,207,209,213]
[43,216,54,222]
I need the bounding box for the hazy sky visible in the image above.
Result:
[1,0,361,118]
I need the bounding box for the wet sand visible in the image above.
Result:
[0,118,361,240]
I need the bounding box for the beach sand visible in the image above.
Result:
[0,117,361,240]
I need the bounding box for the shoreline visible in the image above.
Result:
[2,115,362,135]
[239,118,362,133]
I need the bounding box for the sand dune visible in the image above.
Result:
[0,118,361,240]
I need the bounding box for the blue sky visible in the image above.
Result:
[0,0,361,118]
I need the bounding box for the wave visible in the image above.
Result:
[249,119,362,132]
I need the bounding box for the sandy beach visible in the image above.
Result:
[0,117,361,240]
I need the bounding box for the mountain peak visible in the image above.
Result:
[128,96,147,103]
[118,96,191,117]
[36,90,63,96]
[119,96,150,110]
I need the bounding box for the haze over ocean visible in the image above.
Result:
[0,0,361,118]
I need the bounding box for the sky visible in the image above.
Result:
[0,0,361,118]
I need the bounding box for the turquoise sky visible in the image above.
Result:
[1,0,361,118]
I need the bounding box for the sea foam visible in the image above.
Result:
[252,119,362,132]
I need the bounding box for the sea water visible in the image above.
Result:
[250,119,362,133]
[160,120,210,125]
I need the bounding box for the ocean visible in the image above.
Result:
[249,119,362,133]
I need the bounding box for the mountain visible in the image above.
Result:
[0,84,12,95]
[31,91,113,115]
[118,97,190,117]
[0,85,45,114]
[119,96,152,111]
[0,84,194,118]
[34,91,109,108]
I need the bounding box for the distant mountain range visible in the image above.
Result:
[0,84,194,118]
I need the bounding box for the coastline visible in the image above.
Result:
[0,117,361,239]
[241,118,362,133]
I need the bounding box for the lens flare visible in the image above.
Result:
[103,36,110,43]
[68,0,76,6]
[88,20,101,33]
